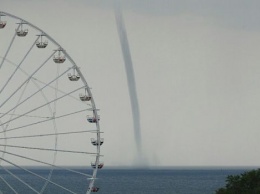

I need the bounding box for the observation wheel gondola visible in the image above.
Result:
[36,34,48,48]
[0,11,103,194]
[0,13,6,29]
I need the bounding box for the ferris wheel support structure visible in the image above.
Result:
[0,11,102,194]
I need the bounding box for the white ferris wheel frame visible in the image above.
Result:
[0,11,102,194]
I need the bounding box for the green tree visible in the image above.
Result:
[215,169,260,194]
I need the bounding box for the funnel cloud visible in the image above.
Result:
[114,1,144,164]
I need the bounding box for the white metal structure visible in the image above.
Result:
[0,11,102,194]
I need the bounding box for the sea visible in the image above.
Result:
[0,167,256,194]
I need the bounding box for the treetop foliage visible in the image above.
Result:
[216,169,260,194]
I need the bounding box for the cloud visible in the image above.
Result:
[81,0,260,31]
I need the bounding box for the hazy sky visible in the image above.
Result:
[2,0,260,167]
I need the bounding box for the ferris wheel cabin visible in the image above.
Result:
[36,41,48,48]
[16,21,28,37]
[79,94,91,101]
[91,138,104,146]
[16,29,28,37]
[53,56,66,63]
[0,21,6,28]
[68,73,80,81]
[0,13,6,28]
[91,162,104,169]
[53,49,66,63]
[36,34,48,48]
[87,116,100,123]
[89,187,99,192]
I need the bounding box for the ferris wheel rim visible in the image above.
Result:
[0,11,102,194]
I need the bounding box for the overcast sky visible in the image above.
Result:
[2,0,260,167]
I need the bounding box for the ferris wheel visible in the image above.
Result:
[0,11,103,194]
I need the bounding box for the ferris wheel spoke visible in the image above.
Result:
[0,36,40,95]
[0,51,56,110]
[0,120,7,164]
[0,149,92,178]
[0,157,79,194]
[0,175,19,194]
[0,66,73,120]
[0,112,51,119]
[4,78,30,131]
[0,144,98,155]
[0,130,99,140]
[0,85,85,127]
[0,25,19,69]
[53,63,60,114]
[0,164,41,194]
[0,108,92,135]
